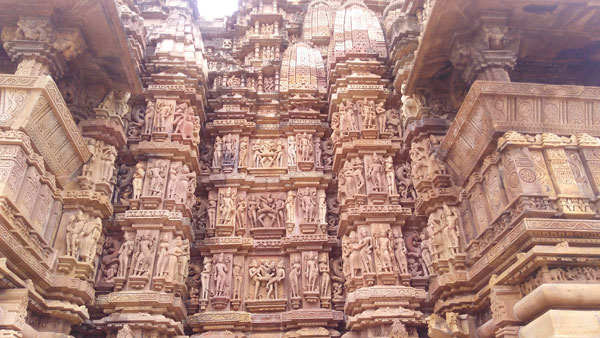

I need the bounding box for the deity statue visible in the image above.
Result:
[79,217,102,264]
[305,252,319,292]
[297,132,313,162]
[374,227,394,273]
[66,210,86,258]
[218,188,236,226]
[155,100,173,132]
[247,195,258,228]
[235,196,247,231]
[118,232,135,278]
[367,153,385,192]
[148,161,166,196]
[207,198,217,229]
[352,157,365,194]
[132,235,155,276]
[212,253,230,297]
[132,163,145,200]
[442,204,460,256]
[318,192,326,225]
[222,134,237,165]
[289,256,301,298]
[299,188,316,223]
[419,232,432,275]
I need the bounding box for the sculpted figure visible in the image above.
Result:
[143,102,155,134]
[314,138,322,167]
[419,232,432,275]
[385,156,397,194]
[360,99,376,129]
[290,256,301,298]
[174,165,194,204]
[79,217,102,263]
[173,104,197,139]
[342,231,363,278]
[200,259,212,299]
[352,157,365,194]
[319,254,330,298]
[212,253,230,297]
[207,199,217,229]
[118,232,135,277]
[238,136,249,167]
[132,163,145,199]
[375,102,387,132]
[393,230,409,274]
[275,139,285,167]
[318,193,326,224]
[82,139,98,178]
[427,214,443,260]
[132,235,155,276]
[155,234,170,277]
[218,188,236,226]
[385,108,403,138]
[285,191,296,223]
[100,146,117,182]
[374,228,394,273]
[257,194,277,227]
[342,99,358,132]
[235,196,247,231]
[223,134,237,165]
[148,161,166,196]
[155,101,173,132]
[297,132,313,162]
[400,83,424,126]
[396,163,416,199]
[367,153,385,192]
[167,165,179,200]
[212,136,223,167]
[287,135,297,166]
[232,263,243,299]
[299,188,316,223]
[66,211,86,258]
[275,195,285,228]
[442,204,460,255]
[247,195,258,228]
[358,228,374,274]
[266,261,285,299]
[249,259,263,299]
[305,252,319,292]
[166,237,183,280]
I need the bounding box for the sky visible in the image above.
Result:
[198,0,238,19]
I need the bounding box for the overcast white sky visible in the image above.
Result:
[198,0,238,19]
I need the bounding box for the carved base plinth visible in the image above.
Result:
[245,298,287,312]
[216,224,235,237]
[211,166,221,174]
[128,275,150,289]
[76,175,94,190]
[557,197,595,218]
[141,133,152,141]
[206,228,215,237]
[96,181,113,196]
[152,131,168,142]
[332,297,345,311]
[222,164,235,174]
[114,277,126,291]
[153,276,166,291]
[129,199,140,210]
[398,273,412,287]
[303,290,320,304]
[388,194,400,204]
[363,272,377,286]
[187,299,200,314]
[448,254,467,270]
[432,259,450,274]
[199,299,208,311]
[361,128,378,139]
[355,194,367,205]
[249,227,286,239]
[230,298,242,311]
[320,297,331,309]
[58,255,93,279]
[297,160,314,171]
[432,173,451,188]
[399,198,415,208]
[299,222,318,234]
[377,271,397,285]
[368,191,388,204]
[290,296,302,309]
[247,167,288,176]
[210,296,230,310]
[140,196,162,209]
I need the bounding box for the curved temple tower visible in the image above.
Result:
[1,0,600,337]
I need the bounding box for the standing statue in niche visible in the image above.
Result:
[305,252,319,292]
[360,99,376,129]
[238,136,249,167]
[396,163,416,200]
[212,136,223,167]
[393,230,409,274]
[117,232,135,277]
[166,237,183,280]
[285,191,296,223]
[207,198,217,229]
[385,156,397,195]
[287,135,297,166]
[376,102,387,133]
[319,254,330,298]
[442,204,460,255]
[174,165,194,204]
[358,228,374,274]
[275,195,286,228]
[374,228,394,273]
[236,196,247,231]
[155,234,170,277]
[299,188,316,223]
[247,195,258,228]
[232,263,243,300]
[297,132,313,162]
[155,100,173,132]
[212,253,230,297]
[132,163,145,200]
[275,139,285,167]
[100,146,117,182]
[218,188,236,226]
[132,235,155,276]
[222,134,237,165]
[148,161,167,196]
[290,256,301,298]
[167,165,179,200]
[66,210,86,258]
[248,259,265,299]
[266,261,285,299]
[314,138,322,167]
[352,157,365,194]
[177,239,190,283]
[143,102,155,134]
[79,217,102,264]
[367,153,385,192]
[318,193,327,225]
[200,258,212,299]
[419,232,432,275]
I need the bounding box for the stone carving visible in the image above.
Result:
[218,188,236,227]
[290,256,301,298]
[117,232,135,278]
[297,132,313,163]
[373,226,394,273]
[304,252,319,292]
[393,231,409,275]
[200,258,212,299]
[131,234,155,277]
[395,163,416,199]
[212,253,230,297]
[253,139,283,168]
[441,204,460,256]
[132,163,145,200]
[249,259,286,300]
[367,153,385,193]
[285,191,296,223]
[66,210,86,258]
[319,253,330,298]
[212,136,223,167]
[287,135,297,166]
[147,161,167,196]
[79,217,102,264]
[238,136,249,167]
[222,134,237,165]
[299,188,317,223]
[143,101,155,134]
[360,98,377,130]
